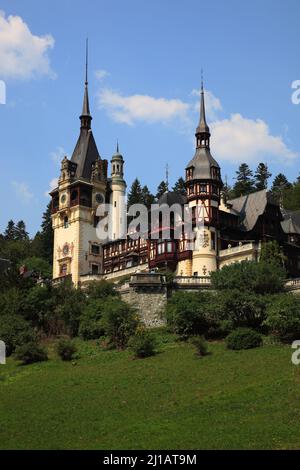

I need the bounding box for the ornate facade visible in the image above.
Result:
[51,68,300,286]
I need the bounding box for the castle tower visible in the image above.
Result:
[50,42,108,285]
[184,81,222,276]
[109,142,127,240]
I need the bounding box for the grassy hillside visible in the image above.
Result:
[0,332,299,450]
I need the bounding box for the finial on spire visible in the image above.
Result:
[201,68,204,92]
[85,38,88,85]
[116,140,119,153]
[80,38,92,128]
[165,163,169,191]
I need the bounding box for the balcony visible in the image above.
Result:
[174,276,211,289]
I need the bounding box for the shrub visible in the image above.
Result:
[205,319,233,339]
[263,293,300,342]
[210,290,267,329]
[0,314,35,356]
[79,299,105,340]
[15,342,48,365]
[86,280,117,300]
[166,291,213,338]
[128,330,157,358]
[22,285,54,331]
[53,283,86,336]
[20,256,52,279]
[211,260,285,295]
[190,336,208,357]
[226,328,262,350]
[100,298,140,349]
[57,338,77,361]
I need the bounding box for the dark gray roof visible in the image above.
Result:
[186,147,220,179]
[71,129,100,179]
[157,191,187,206]
[196,88,210,134]
[81,83,90,117]
[281,209,300,234]
[227,189,277,232]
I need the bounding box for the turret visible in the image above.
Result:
[109,143,127,240]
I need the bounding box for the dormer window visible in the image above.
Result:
[186,168,193,180]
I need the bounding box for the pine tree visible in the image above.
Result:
[127,178,143,208]
[232,163,255,197]
[156,181,168,199]
[4,220,17,240]
[254,163,272,190]
[32,202,54,264]
[172,177,186,196]
[141,185,155,209]
[271,173,292,193]
[15,220,29,241]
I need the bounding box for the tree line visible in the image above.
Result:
[127,163,300,212]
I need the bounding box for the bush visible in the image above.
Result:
[15,342,48,365]
[79,299,105,340]
[205,320,233,339]
[190,336,208,357]
[210,290,267,330]
[57,338,77,361]
[100,298,140,349]
[0,314,35,356]
[85,280,117,300]
[128,330,157,358]
[226,328,262,350]
[211,260,285,295]
[166,291,213,338]
[263,293,300,342]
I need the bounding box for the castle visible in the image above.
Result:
[50,62,300,287]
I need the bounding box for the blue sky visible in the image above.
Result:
[1,0,300,235]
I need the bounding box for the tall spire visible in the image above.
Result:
[80,38,92,129]
[195,73,210,148]
[165,163,169,191]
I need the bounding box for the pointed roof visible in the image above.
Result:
[186,79,221,182]
[70,40,101,180]
[111,141,123,160]
[196,80,210,135]
[80,39,91,119]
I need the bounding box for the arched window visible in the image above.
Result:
[60,263,67,276]
[64,216,69,228]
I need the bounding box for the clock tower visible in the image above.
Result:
[50,44,108,285]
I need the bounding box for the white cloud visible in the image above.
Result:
[50,146,65,166]
[11,181,33,203]
[44,177,58,197]
[95,69,110,81]
[97,88,190,125]
[96,83,297,164]
[210,113,298,163]
[192,89,222,120]
[0,11,55,79]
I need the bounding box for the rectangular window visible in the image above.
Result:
[91,244,100,255]
[167,242,173,253]
[211,232,216,250]
[93,216,99,228]
[91,264,99,275]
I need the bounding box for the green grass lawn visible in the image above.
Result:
[0,331,300,450]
